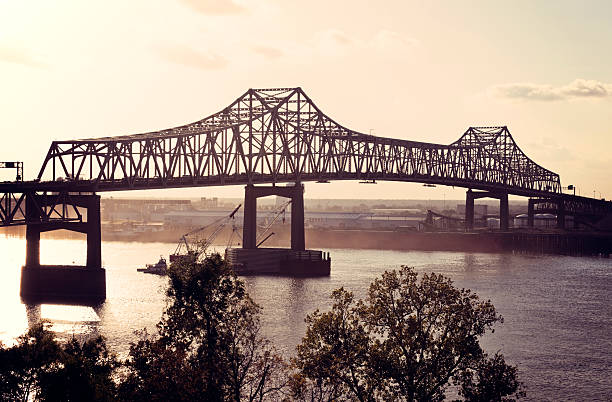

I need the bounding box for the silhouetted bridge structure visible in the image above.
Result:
[1,87,610,301]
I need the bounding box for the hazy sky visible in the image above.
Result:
[1,0,610,200]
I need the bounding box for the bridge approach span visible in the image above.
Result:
[22,87,559,197]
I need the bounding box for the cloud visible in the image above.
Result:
[315,29,353,46]
[179,0,246,15]
[490,79,612,101]
[0,45,47,69]
[369,30,419,51]
[156,44,228,70]
[252,45,283,59]
[243,29,419,65]
[307,29,417,58]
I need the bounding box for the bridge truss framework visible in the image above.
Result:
[33,87,560,195]
[1,87,610,302]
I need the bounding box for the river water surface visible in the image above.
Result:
[0,236,610,400]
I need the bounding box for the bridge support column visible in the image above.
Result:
[21,194,105,304]
[465,190,510,231]
[465,190,475,231]
[290,184,305,251]
[556,199,565,230]
[242,183,305,251]
[500,193,509,231]
[527,198,535,227]
[87,195,102,269]
[232,183,328,275]
[243,185,258,249]
[25,194,41,267]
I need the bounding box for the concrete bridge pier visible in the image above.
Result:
[556,198,566,230]
[290,184,305,251]
[234,183,329,275]
[527,198,535,227]
[243,185,258,249]
[243,183,305,250]
[465,189,509,231]
[25,194,41,268]
[465,191,475,230]
[500,193,509,231]
[20,194,106,304]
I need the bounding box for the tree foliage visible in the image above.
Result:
[119,253,287,401]
[0,324,118,402]
[1,260,524,401]
[293,289,384,401]
[37,335,118,401]
[293,266,523,401]
[0,324,60,402]
[455,352,526,402]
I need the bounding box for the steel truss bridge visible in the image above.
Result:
[1,87,610,230]
[2,87,610,302]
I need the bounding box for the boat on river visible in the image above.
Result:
[137,256,168,275]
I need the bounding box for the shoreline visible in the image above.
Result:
[2,226,610,257]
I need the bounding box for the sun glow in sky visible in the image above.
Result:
[1,0,611,199]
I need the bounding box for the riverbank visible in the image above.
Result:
[2,225,610,256]
[305,229,612,257]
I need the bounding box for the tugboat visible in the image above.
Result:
[137,256,168,275]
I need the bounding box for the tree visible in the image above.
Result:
[293,266,523,401]
[37,335,118,401]
[0,324,118,402]
[455,352,525,402]
[120,253,288,401]
[0,324,60,401]
[292,289,385,401]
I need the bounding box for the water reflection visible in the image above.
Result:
[25,303,41,328]
[463,253,477,272]
[24,303,102,342]
[286,278,308,341]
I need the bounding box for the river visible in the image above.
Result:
[0,236,610,400]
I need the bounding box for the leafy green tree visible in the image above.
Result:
[293,266,523,401]
[120,253,288,401]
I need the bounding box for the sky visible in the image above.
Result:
[1,0,611,200]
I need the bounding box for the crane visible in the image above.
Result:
[170,204,241,263]
[254,199,291,248]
